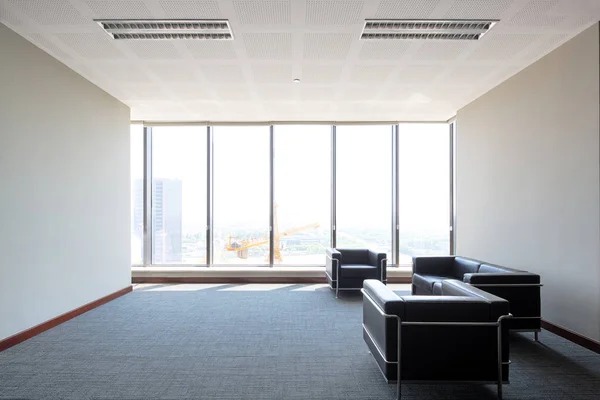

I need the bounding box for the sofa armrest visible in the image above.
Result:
[363,279,403,315]
[412,256,455,276]
[464,273,540,285]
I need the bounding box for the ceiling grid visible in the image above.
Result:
[0,0,599,121]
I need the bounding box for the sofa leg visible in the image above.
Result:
[534,331,539,342]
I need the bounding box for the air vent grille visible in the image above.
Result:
[96,19,233,40]
[362,33,480,40]
[113,33,232,40]
[361,19,498,40]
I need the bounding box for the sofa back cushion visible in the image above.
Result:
[339,248,369,265]
[478,263,523,274]
[402,296,490,322]
[441,279,510,320]
[452,257,481,279]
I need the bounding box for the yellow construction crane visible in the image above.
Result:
[226,204,320,263]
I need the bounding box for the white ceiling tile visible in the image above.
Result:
[251,64,293,82]
[233,0,292,25]
[297,86,336,100]
[507,0,567,27]
[413,41,474,61]
[393,65,445,84]
[184,41,237,59]
[200,65,246,83]
[300,65,344,83]
[523,34,569,60]
[158,1,222,18]
[303,33,353,60]
[85,1,154,19]
[442,65,496,84]
[348,65,396,82]
[24,33,73,60]
[243,33,292,59]
[375,0,440,19]
[359,41,412,60]
[55,32,126,59]
[305,1,364,25]
[148,63,202,83]
[258,86,297,100]
[0,3,24,26]
[469,33,542,60]
[8,0,86,25]
[166,84,218,100]
[96,63,151,82]
[444,0,514,19]
[126,41,183,59]
[340,85,381,101]
[214,86,255,101]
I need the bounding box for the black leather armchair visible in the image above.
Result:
[362,279,512,399]
[325,248,386,298]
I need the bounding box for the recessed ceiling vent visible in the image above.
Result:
[96,20,233,40]
[361,19,498,40]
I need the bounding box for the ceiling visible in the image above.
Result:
[1,0,600,122]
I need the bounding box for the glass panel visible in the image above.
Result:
[273,125,331,265]
[212,126,270,265]
[130,124,144,265]
[398,123,450,264]
[336,125,392,260]
[152,126,207,264]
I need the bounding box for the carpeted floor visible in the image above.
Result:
[0,283,599,399]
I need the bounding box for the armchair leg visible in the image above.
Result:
[534,331,539,342]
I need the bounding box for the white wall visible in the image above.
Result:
[0,24,131,341]
[456,24,600,342]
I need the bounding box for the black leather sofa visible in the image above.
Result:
[362,279,512,399]
[413,256,541,334]
[325,248,386,298]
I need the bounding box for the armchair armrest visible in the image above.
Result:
[464,273,541,285]
[326,248,341,280]
[368,250,387,281]
[412,256,455,276]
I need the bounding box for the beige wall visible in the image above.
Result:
[0,24,131,341]
[456,24,600,342]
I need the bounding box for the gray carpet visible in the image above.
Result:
[0,284,599,399]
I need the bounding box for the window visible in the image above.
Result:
[336,125,393,259]
[130,124,144,264]
[151,126,207,264]
[273,125,330,265]
[398,123,450,264]
[212,126,270,265]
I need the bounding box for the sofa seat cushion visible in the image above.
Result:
[412,273,449,293]
[340,264,378,278]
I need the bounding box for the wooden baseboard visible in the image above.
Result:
[132,276,412,284]
[542,320,600,354]
[0,285,133,353]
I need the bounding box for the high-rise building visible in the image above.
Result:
[133,178,183,263]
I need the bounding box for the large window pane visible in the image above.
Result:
[274,125,330,265]
[213,126,270,265]
[152,126,207,264]
[336,125,392,259]
[131,124,144,265]
[398,123,450,264]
